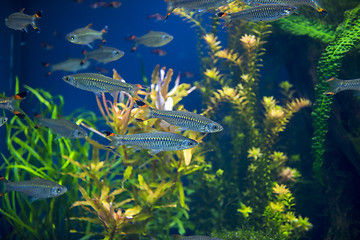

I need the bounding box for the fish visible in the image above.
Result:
[175,236,223,240]
[151,48,167,56]
[0,116,8,127]
[41,41,54,50]
[147,13,166,21]
[34,115,88,138]
[66,23,108,48]
[218,4,297,27]
[42,58,91,76]
[135,99,223,133]
[90,1,122,8]
[323,77,360,95]
[0,176,67,199]
[5,8,42,33]
[105,131,198,155]
[82,45,124,64]
[62,73,148,97]
[244,0,327,15]
[0,91,28,119]
[129,31,173,52]
[107,1,122,8]
[180,71,194,78]
[165,0,232,19]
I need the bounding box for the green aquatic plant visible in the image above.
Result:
[68,66,207,239]
[311,4,360,182]
[173,8,311,237]
[0,82,98,240]
[276,15,336,43]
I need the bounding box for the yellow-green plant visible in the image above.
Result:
[67,66,208,239]
[172,6,312,238]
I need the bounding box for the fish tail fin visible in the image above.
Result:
[102,25,108,34]
[131,45,137,52]
[8,91,28,119]
[131,84,149,95]
[134,98,152,121]
[80,59,86,66]
[0,175,9,197]
[323,77,341,95]
[217,12,231,28]
[41,62,50,68]
[103,132,124,147]
[32,11,42,33]
[126,35,136,41]
[317,7,328,16]
[45,71,52,77]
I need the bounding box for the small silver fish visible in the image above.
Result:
[35,115,88,138]
[0,91,28,119]
[66,23,107,48]
[244,0,327,15]
[43,58,91,76]
[82,45,124,64]
[177,236,223,240]
[5,8,42,33]
[165,0,232,19]
[218,4,297,27]
[0,176,67,199]
[106,131,198,155]
[130,31,173,52]
[135,99,223,133]
[62,73,147,97]
[323,77,360,95]
[0,116,8,127]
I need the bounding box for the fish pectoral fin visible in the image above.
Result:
[110,91,119,99]
[22,26,28,33]
[29,197,39,203]
[86,43,94,49]
[150,149,162,155]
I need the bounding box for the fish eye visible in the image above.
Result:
[188,141,194,146]
[57,188,62,193]
[114,51,119,55]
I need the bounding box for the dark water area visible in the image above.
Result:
[1,0,360,240]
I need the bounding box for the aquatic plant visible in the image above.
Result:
[0,80,98,240]
[276,15,336,43]
[68,66,207,239]
[311,4,360,182]
[173,7,311,237]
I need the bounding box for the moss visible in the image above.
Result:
[311,4,360,182]
[276,15,336,43]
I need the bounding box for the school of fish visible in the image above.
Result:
[2,0,351,239]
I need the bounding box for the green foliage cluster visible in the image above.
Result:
[175,6,312,239]
[311,4,360,182]
[276,15,336,43]
[0,67,208,240]
[0,82,97,240]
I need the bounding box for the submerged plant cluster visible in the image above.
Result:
[1,0,360,239]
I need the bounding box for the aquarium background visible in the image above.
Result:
[1,0,360,240]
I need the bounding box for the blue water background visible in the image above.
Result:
[0,0,213,154]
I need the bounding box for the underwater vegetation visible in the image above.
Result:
[1,0,360,239]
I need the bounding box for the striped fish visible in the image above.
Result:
[135,99,223,133]
[244,0,327,15]
[35,115,88,139]
[62,73,147,96]
[165,0,233,19]
[106,131,198,155]
[82,45,124,64]
[218,4,297,27]
[0,116,8,127]
[65,23,107,48]
[0,91,28,119]
[176,236,223,240]
[323,77,360,95]
[0,176,67,199]
[5,8,42,33]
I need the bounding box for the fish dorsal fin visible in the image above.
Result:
[112,69,123,80]
[86,23,93,28]
[20,8,25,13]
